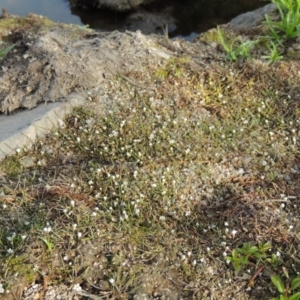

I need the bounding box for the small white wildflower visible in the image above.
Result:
[43,227,52,233]
[70,200,75,207]
[33,264,39,272]
[7,248,13,254]
[77,232,82,238]
[185,211,191,217]
[92,212,97,217]
[280,203,285,208]
[224,222,229,226]
[231,230,237,237]
[72,224,77,230]
[159,216,166,221]
[2,203,7,209]
[223,251,227,257]
[72,283,82,292]
[88,180,93,185]
[276,251,281,257]
[0,283,4,294]
[76,137,80,142]
[206,247,211,252]
[109,278,115,285]
[16,148,20,153]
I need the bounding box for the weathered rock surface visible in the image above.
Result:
[74,0,156,11]
[0,15,171,114]
[230,3,277,28]
[0,13,223,115]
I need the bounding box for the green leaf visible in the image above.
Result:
[289,292,300,300]
[0,44,15,60]
[271,275,285,294]
[280,295,288,300]
[291,277,300,291]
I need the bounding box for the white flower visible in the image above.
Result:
[72,284,82,292]
[109,278,115,285]
[77,232,82,238]
[43,226,52,233]
[7,248,13,254]
[231,230,237,237]
[70,200,75,207]
[185,211,191,217]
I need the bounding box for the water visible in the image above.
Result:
[1,0,269,40]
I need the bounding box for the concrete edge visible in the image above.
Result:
[0,93,87,162]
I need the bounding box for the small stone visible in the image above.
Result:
[20,156,35,168]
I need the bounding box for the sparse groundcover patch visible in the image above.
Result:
[0,9,300,300]
[0,53,300,299]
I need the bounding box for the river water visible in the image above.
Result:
[1,0,269,40]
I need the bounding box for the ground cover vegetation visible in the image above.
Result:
[0,0,300,299]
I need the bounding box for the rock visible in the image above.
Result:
[75,0,156,12]
[229,3,277,28]
[124,9,176,35]
[20,156,35,168]
[0,13,217,114]
[0,14,167,113]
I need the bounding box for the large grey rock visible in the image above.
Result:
[77,0,156,11]
[230,3,277,28]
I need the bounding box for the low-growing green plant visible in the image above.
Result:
[217,27,255,61]
[265,0,300,41]
[270,274,300,300]
[226,242,300,299]
[226,241,272,274]
[262,41,284,63]
[0,43,15,60]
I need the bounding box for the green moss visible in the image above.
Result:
[155,56,190,79]
[1,156,22,177]
[5,254,38,284]
[0,14,91,42]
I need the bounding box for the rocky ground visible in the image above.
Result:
[0,6,300,300]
